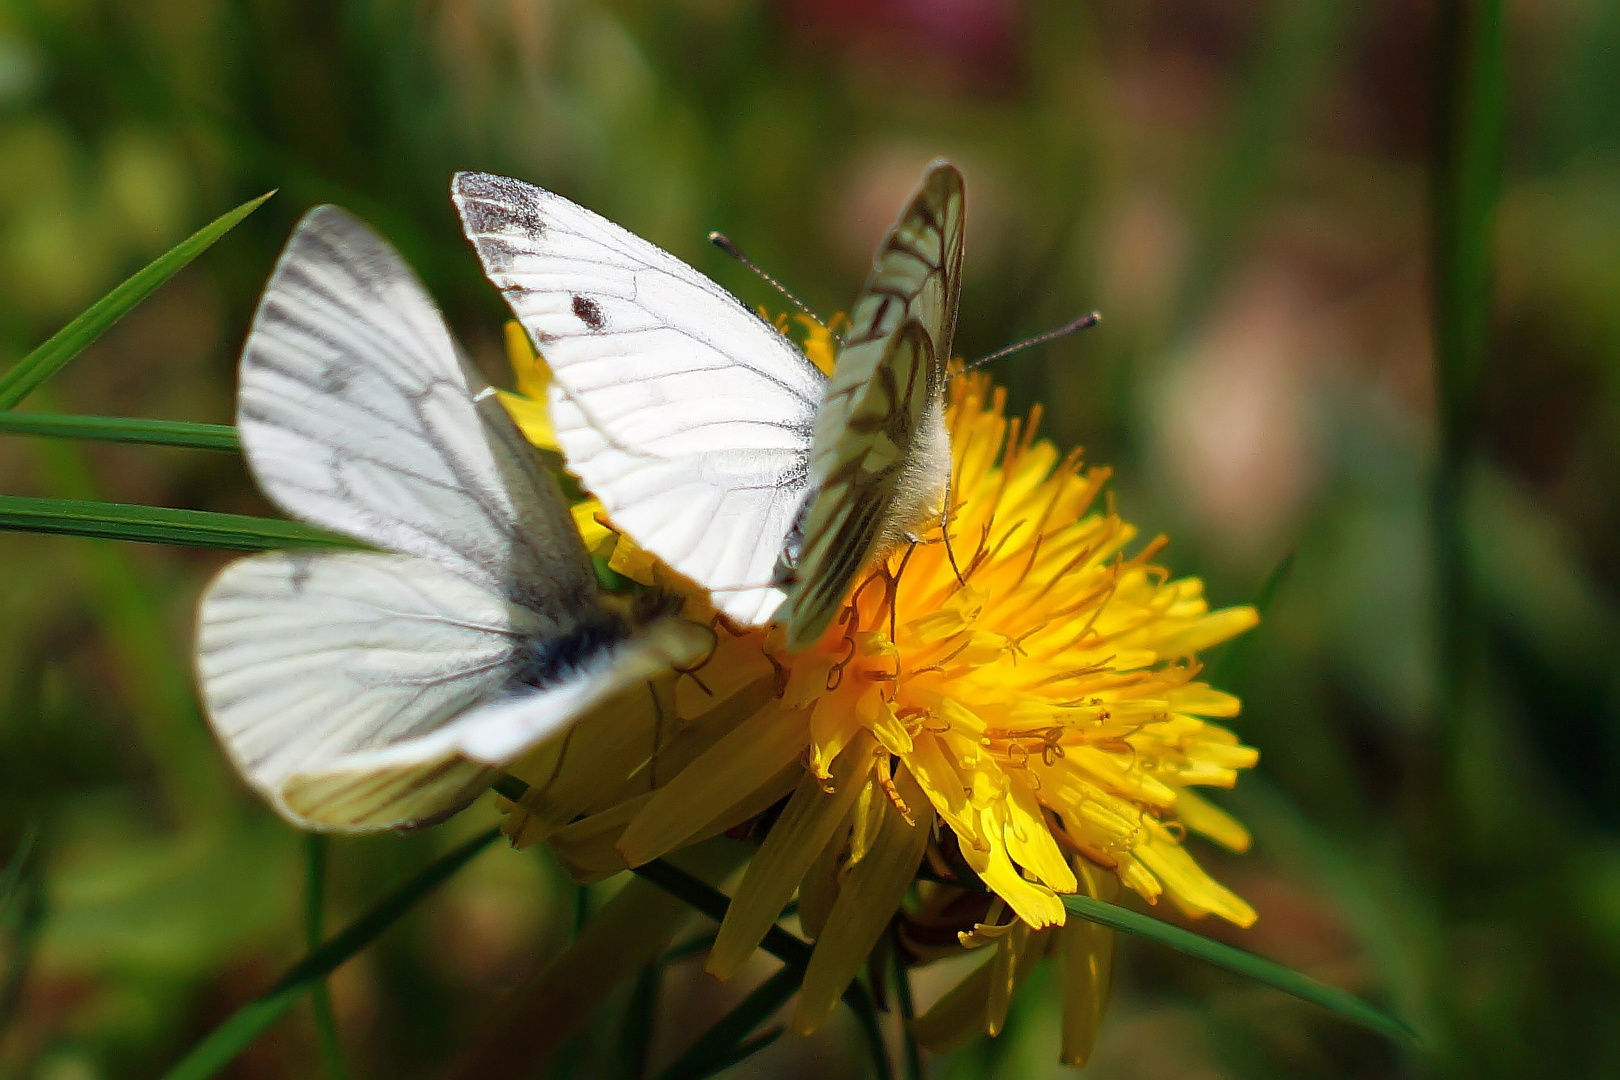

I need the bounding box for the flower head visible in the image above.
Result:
[497,316,1259,1050]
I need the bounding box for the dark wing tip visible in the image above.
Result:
[450,172,549,243]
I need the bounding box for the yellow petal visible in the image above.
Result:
[792,768,934,1034]
[497,390,558,451]
[1003,775,1078,894]
[570,500,614,551]
[867,697,914,756]
[708,732,876,980]
[1132,821,1257,926]
[903,731,975,841]
[608,535,660,586]
[1152,605,1259,657]
[797,810,850,941]
[618,704,809,866]
[961,803,1066,929]
[796,314,838,375]
[910,925,1048,1051]
[986,920,1033,1035]
[808,694,864,779]
[1060,859,1119,1066]
[549,794,651,883]
[1173,786,1252,853]
[505,319,550,398]
[1167,683,1242,717]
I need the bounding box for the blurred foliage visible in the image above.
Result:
[0,0,1618,1077]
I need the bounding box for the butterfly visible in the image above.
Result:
[452,159,964,650]
[194,206,709,832]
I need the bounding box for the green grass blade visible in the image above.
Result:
[0,826,39,927]
[161,827,500,1080]
[0,830,46,1034]
[304,836,350,1080]
[632,856,813,968]
[618,963,662,1080]
[0,413,239,451]
[1207,550,1295,687]
[1431,0,1506,781]
[683,1028,784,1080]
[653,964,800,1080]
[0,495,360,551]
[0,192,273,411]
[1061,895,1415,1043]
[890,926,922,1080]
[1176,0,1352,332]
[845,979,894,1080]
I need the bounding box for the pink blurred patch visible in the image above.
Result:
[788,0,1022,92]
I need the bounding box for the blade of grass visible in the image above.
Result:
[632,857,812,969]
[1206,551,1295,687]
[915,858,1413,1043]
[32,431,232,816]
[1431,0,1506,791]
[653,964,799,1080]
[660,933,718,965]
[1176,0,1353,331]
[681,1028,784,1080]
[619,962,661,1080]
[890,926,922,1080]
[0,826,39,926]
[0,846,45,1036]
[1061,895,1414,1043]
[504,769,896,1077]
[160,827,500,1080]
[0,413,239,451]
[305,836,350,1080]
[632,858,894,1078]
[0,192,272,411]
[845,979,894,1080]
[0,495,360,551]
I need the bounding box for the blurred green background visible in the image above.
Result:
[0,1,1617,1077]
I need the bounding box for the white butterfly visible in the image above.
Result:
[451,160,965,650]
[194,206,709,833]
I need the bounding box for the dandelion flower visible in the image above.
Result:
[496,316,1260,1048]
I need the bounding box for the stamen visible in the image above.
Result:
[876,754,916,826]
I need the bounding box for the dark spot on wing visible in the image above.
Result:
[319,362,350,393]
[572,295,605,331]
[287,553,313,594]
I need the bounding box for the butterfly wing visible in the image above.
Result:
[452,172,823,626]
[782,161,966,650]
[239,204,597,625]
[196,551,537,830]
[197,551,710,831]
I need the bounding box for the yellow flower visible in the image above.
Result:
[496,317,1259,1051]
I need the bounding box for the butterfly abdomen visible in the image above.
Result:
[509,609,633,690]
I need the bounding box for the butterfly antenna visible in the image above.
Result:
[966,311,1102,371]
[709,231,840,342]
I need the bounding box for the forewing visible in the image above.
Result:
[452,172,823,626]
[783,321,938,649]
[240,205,596,624]
[195,551,542,831]
[785,161,965,649]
